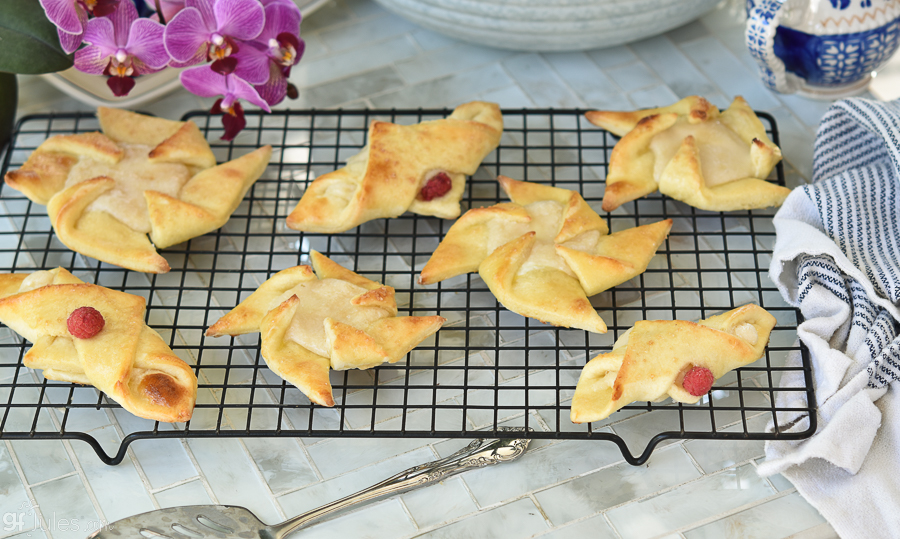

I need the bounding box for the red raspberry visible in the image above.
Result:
[682,366,715,397]
[67,306,105,339]
[418,172,452,201]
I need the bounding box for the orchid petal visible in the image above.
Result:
[126,19,169,69]
[168,54,206,68]
[108,0,138,47]
[233,41,270,85]
[130,57,165,76]
[82,16,118,57]
[158,0,186,20]
[164,7,210,63]
[39,0,83,35]
[214,0,265,40]
[92,0,121,18]
[260,0,301,12]
[226,73,271,112]
[180,64,229,97]
[107,75,135,96]
[254,62,287,106]
[220,101,246,141]
[185,0,216,30]
[259,3,300,42]
[57,26,85,54]
[74,44,111,75]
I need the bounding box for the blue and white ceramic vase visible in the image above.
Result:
[746,0,900,98]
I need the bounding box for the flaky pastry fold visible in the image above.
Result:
[206,252,445,406]
[5,107,272,273]
[0,268,197,422]
[570,304,776,423]
[286,101,503,233]
[419,176,672,333]
[586,96,789,212]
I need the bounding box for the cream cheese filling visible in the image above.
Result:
[66,144,192,234]
[734,322,759,345]
[650,119,755,187]
[483,200,579,278]
[270,278,390,358]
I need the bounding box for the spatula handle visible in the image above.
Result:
[265,427,530,539]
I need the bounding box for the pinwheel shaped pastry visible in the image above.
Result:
[206,252,445,406]
[419,176,672,333]
[585,95,789,212]
[570,304,776,423]
[286,101,503,233]
[0,267,197,422]
[4,107,272,273]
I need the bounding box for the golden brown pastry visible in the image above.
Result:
[0,267,197,422]
[419,176,672,333]
[206,252,446,406]
[585,96,789,212]
[286,101,503,233]
[570,304,776,423]
[4,107,272,273]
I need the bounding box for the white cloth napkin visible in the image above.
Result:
[760,98,900,538]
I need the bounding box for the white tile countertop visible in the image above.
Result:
[2,0,871,537]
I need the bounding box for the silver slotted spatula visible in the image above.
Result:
[89,428,530,539]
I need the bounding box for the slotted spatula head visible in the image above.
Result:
[89,429,531,539]
[88,505,274,539]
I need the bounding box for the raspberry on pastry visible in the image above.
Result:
[585,96,789,212]
[570,304,776,423]
[4,107,272,273]
[0,268,197,422]
[286,101,503,233]
[206,251,446,407]
[419,176,672,334]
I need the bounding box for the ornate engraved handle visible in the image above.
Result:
[267,428,531,539]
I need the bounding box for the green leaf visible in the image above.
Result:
[0,0,74,75]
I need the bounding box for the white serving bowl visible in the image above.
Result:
[373,0,720,51]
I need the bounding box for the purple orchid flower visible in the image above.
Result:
[74,0,170,96]
[181,64,270,140]
[232,0,303,106]
[39,0,121,54]
[163,0,265,73]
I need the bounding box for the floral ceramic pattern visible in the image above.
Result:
[746,0,900,94]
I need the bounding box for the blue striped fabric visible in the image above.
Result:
[798,98,900,389]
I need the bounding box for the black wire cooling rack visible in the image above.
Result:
[0,108,816,466]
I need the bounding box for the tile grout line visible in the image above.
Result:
[13,366,109,532]
[235,436,289,521]
[274,441,440,500]
[2,439,52,539]
[59,437,111,525]
[179,438,222,506]
[670,487,799,537]
[146,474,203,495]
[103,407,163,511]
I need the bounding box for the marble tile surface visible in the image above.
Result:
[0,0,857,537]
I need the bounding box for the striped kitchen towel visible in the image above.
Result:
[759,98,900,538]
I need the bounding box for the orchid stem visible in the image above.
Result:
[154,0,166,24]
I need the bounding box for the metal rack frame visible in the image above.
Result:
[0,108,816,465]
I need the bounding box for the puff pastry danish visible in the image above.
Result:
[419,176,672,333]
[286,101,503,233]
[585,96,789,212]
[570,304,776,423]
[206,252,445,406]
[0,267,197,422]
[4,107,272,273]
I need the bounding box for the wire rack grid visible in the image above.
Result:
[0,107,816,465]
